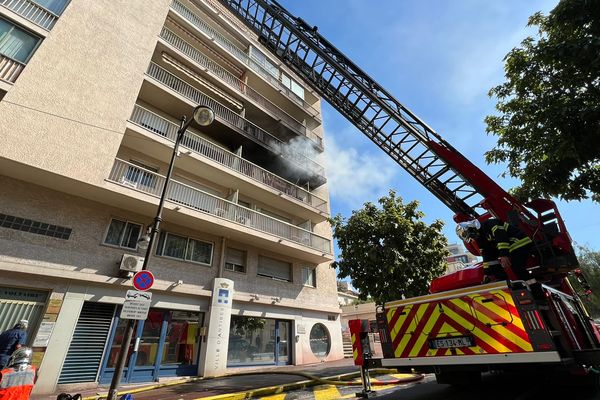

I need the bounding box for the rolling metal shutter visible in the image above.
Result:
[58,302,115,384]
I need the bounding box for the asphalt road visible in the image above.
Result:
[374,372,600,400]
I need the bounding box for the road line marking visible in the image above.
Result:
[313,385,342,400]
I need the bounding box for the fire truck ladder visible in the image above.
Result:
[218,0,487,217]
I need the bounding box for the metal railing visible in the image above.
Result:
[108,158,331,253]
[0,54,25,83]
[129,105,328,212]
[146,62,325,177]
[160,27,312,140]
[171,0,322,123]
[0,0,59,30]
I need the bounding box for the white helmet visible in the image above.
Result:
[8,347,32,370]
[456,219,481,242]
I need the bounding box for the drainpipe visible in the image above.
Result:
[218,236,227,277]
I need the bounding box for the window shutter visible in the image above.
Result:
[258,256,291,281]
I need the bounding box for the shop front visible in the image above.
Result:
[0,286,48,340]
[99,308,204,383]
[227,316,292,366]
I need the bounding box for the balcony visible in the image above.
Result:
[0,54,24,84]
[159,26,323,149]
[107,158,331,254]
[129,104,329,214]
[170,0,322,123]
[145,62,326,186]
[0,0,59,30]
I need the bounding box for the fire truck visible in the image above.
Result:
[218,0,600,389]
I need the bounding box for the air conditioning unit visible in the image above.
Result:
[119,254,144,274]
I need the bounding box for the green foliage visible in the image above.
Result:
[330,190,448,304]
[231,316,266,336]
[570,246,600,318]
[485,0,600,202]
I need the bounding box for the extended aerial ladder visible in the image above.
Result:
[218,0,600,389]
[217,0,577,276]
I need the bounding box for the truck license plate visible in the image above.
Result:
[429,336,474,349]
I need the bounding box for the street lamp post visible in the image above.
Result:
[107,105,215,400]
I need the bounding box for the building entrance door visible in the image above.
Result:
[100,308,204,384]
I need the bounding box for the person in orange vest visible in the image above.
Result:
[0,347,37,400]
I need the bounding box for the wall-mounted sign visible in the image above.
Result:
[32,322,55,347]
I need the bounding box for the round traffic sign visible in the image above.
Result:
[133,270,154,291]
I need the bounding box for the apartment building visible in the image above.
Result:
[0,0,341,393]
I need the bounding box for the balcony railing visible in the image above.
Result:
[160,27,320,145]
[0,54,25,83]
[129,105,328,213]
[108,158,331,253]
[170,0,321,122]
[146,62,325,178]
[0,0,59,30]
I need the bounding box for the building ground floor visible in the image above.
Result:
[0,273,343,394]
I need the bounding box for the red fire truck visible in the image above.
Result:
[218,0,600,389]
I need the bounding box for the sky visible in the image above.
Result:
[278,0,600,256]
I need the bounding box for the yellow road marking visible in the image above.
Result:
[260,394,287,400]
[313,385,342,400]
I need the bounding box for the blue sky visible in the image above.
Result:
[281,0,600,254]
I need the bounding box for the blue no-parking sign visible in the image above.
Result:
[132,270,154,291]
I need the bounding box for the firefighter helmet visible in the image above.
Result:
[456,220,481,242]
[8,347,32,370]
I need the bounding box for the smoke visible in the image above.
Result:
[278,132,398,208]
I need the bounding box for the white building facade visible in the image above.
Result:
[0,0,341,393]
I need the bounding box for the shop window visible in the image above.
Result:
[302,267,316,287]
[156,231,213,266]
[104,219,142,249]
[0,18,41,64]
[257,256,291,282]
[309,323,330,357]
[225,247,246,273]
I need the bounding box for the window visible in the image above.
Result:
[0,213,71,239]
[0,18,41,63]
[103,219,142,249]
[302,267,316,287]
[257,256,291,282]
[156,231,213,265]
[280,72,305,100]
[225,248,246,273]
[32,0,70,15]
[249,46,278,78]
[309,323,330,357]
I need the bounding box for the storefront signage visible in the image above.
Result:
[0,287,48,303]
[32,321,55,347]
[202,278,234,376]
[121,290,152,320]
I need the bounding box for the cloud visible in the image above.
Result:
[323,128,398,209]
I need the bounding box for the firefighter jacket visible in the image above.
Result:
[475,218,533,266]
[0,365,36,400]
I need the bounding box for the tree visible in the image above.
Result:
[570,246,600,318]
[485,0,600,202]
[330,190,448,304]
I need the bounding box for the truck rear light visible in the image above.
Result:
[538,343,553,350]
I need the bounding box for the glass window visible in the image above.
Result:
[0,18,41,63]
[162,311,202,365]
[104,219,142,249]
[136,310,163,367]
[257,256,291,282]
[302,267,316,287]
[33,0,69,15]
[249,46,278,77]
[309,323,330,357]
[225,248,246,273]
[228,316,273,365]
[157,231,213,265]
[280,72,305,100]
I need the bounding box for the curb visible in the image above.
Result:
[85,369,402,400]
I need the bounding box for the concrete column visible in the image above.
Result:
[33,283,87,394]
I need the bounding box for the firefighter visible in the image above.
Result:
[456,218,534,282]
[0,347,36,400]
[0,321,28,370]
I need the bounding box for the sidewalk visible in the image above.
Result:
[32,358,364,400]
